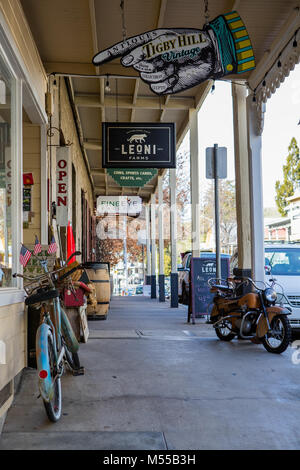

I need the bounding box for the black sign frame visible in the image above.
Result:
[102,122,176,169]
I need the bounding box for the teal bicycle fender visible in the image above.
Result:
[36,323,54,403]
[61,307,79,354]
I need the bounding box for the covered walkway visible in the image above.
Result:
[1,296,300,450]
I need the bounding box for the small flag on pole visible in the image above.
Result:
[47,235,57,254]
[20,245,32,267]
[33,235,42,255]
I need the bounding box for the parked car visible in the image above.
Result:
[178,251,231,305]
[135,285,143,295]
[231,243,300,329]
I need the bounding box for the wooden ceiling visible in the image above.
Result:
[20,0,299,200]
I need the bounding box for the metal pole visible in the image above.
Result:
[214,143,221,280]
[150,193,157,298]
[123,215,128,291]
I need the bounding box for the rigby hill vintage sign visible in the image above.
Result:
[93,11,255,95]
[102,122,176,169]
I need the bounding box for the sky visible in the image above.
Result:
[179,64,300,210]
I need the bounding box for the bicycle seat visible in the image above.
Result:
[25,289,59,306]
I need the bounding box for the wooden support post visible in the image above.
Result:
[232,83,251,275]
[158,175,165,302]
[247,93,265,282]
[145,204,151,285]
[150,194,157,298]
[190,109,201,258]
[170,168,178,307]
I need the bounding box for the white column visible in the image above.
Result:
[145,204,151,284]
[40,124,48,244]
[170,168,178,307]
[158,175,165,301]
[232,83,251,272]
[247,93,265,282]
[190,109,201,257]
[150,193,156,298]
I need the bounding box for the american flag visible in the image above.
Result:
[33,235,42,255]
[47,236,57,254]
[20,245,32,267]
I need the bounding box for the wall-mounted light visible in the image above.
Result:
[105,75,111,92]
[293,34,298,48]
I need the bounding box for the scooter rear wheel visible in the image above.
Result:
[215,320,236,342]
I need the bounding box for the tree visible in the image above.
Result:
[201,180,237,249]
[275,137,300,216]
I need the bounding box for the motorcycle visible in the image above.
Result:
[208,276,292,354]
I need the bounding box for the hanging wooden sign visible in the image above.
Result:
[93,11,255,96]
[107,168,157,187]
[97,195,142,215]
[102,122,176,169]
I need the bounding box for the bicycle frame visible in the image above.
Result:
[29,259,79,402]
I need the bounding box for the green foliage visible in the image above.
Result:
[275,138,300,216]
[164,246,171,276]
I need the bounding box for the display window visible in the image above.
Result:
[0,53,14,288]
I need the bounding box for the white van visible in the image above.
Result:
[264,243,300,329]
[231,243,300,329]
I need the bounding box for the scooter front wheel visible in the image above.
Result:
[262,314,291,354]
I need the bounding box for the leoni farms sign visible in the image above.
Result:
[102,122,176,169]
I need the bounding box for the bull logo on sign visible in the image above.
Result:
[93,11,255,95]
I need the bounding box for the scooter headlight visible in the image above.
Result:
[264,288,277,304]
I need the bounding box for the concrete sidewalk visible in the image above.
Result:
[1,295,300,450]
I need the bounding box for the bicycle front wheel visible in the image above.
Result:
[43,331,62,422]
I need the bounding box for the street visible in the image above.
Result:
[1,295,300,450]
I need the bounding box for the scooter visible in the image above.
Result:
[209,276,292,354]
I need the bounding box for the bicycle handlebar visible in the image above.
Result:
[65,251,81,265]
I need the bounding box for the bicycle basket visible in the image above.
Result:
[57,261,82,283]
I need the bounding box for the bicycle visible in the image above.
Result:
[14,250,84,422]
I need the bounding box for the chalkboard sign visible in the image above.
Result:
[190,256,230,323]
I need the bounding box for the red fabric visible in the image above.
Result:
[64,287,85,307]
[78,282,92,293]
[67,221,76,265]
[73,281,92,293]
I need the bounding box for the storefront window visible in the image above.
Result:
[0,54,14,287]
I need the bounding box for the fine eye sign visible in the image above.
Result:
[102,122,176,169]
